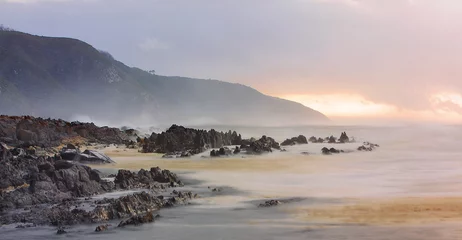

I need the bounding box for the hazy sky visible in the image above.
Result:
[2,0,462,122]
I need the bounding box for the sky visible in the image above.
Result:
[2,0,462,123]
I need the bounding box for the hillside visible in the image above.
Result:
[0,30,328,126]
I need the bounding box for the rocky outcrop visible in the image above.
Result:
[240,135,280,154]
[2,190,196,226]
[280,135,308,146]
[0,144,183,216]
[141,125,243,156]
[0,115,131,148]
[114,167,183,190]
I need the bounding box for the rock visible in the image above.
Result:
[60,147,81,161]
[141,125,243,155]
[321,147,342,155]
[339,132,350,143]
[0,115,131,149]
[328,136,337,143]
[358,142,379,151]
[95,224,110,232]
[114,167,182,190]
[242,135,280,154]
[259,200,281,207]
[60,147,114,164]
[233,146,240,154]
[118,211,159,227]
[81,150,114,164]
[66,143,77,149]
[57,226,67,234]
[301,152,309,155]
[281,135,308,146]
[54,160,74,170]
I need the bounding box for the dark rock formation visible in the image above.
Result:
[141,125,242,156]
[210,147,233,157]
[358,142,380,151]
[281,135,308,146]
[339,132,350,143]
[240,135,280,154]
[114,167,182,190]
[0,115,131,148]
[259,200,282,207]
[327,136,337,143]
[321,147,343,155]
[59,147,114,164]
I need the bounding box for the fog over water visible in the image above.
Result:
[4,124,462,239]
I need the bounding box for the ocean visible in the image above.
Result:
[3,124,462,239]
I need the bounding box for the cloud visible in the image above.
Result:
[3,0,462,122]
[2,0,70,3]
[138,37,169,51]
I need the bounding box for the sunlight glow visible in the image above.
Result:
[283,93,396,117]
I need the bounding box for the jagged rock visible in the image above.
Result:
[114,167,182,190]
[141,125,243,155]
[339,132,350,143]
[241,135,280,154]
[281,135,308,146]
[118,211,159,227]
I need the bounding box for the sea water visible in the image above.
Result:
[3,124,462,239]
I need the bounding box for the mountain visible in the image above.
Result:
[0,30,328,126]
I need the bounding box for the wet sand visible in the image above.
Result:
[293,197,462,225]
